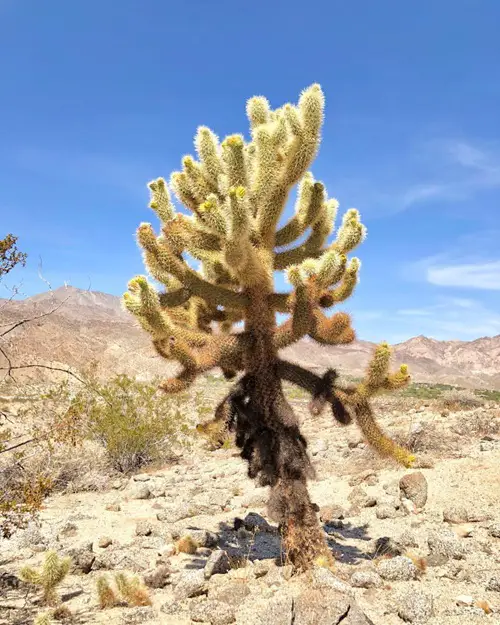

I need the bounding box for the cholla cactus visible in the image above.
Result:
[19,550,71,606]
[125,84,413,569]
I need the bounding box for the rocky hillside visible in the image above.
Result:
[1,286,500,389]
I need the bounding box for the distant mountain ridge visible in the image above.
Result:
[1,286,499,389]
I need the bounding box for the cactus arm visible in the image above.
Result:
[318,258,360,307]
[158,288,192,308]
[276,345,414,468]
[137,224,248,309]
[308,309,356,345]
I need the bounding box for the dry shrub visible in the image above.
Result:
[440,389,484,411]
[452,408,500,437]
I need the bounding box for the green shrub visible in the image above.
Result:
[70,374,189,473]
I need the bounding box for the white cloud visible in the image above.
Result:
[399,139,500,209]
[426,260,500,290]
[392,297,500,340]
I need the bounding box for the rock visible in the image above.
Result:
[371,536,404,557]
[443,505,490,524]
[98,536,113,548]
[133,474,151,482]
[131,484,151,500]
[235,593,293,625]
[348,486,376,508]
[66,542,95,574]
[93,546,151,572]
[144,564,171,588]
[253,559,273,578]
[265,564,294,586]
[427,529,465,561]
[241,512,275,533]
[486,577,500,591]
[319,505,346,523]
[135,520,154,537]
[377,556,419,581]
[174,569,207,600]
[399,530,419,548]
[294,589,373,625]
[208,580,251,607]
[455,595,474,606]
[119,607,156,623]
[190,598,236,624]
[376,505,400,519]
[184,528,219,548]
[105,502,121,512]
[157,504,194,523]
[397,589,434,623]
[488,523,500,538]
[399,472,428,509]
[351,570,383,588]
[204,550,231,579]
[349,471,378,487]
[311,566,353,594]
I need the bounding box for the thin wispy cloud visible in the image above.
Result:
[399,139,500,209]
[393,297,500,339]
[427,260,500,290]
[403,229,500,291]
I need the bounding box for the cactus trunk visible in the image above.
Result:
[242,286,332,569]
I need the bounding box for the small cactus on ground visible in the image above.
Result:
[19,550,71,606]
[125,84,413,570]
[96,572,152,609]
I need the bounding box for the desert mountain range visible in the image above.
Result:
[1,285,499,390]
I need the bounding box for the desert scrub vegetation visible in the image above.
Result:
[439,388,485,411]
[0,370,191,536]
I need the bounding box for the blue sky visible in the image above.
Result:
[1,0,499,343]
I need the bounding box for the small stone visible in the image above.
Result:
[174,569,207,600]
[399,530,419,548]
[184,528,219,548]
[311,566,352,594]
[190,598,236,624]
[377,556,419,581]
[427,529,465,561]
[455,595,474,606]
[398,589,434,622]
[133,474,151,482]
[208,580,251,606]
[144,564,171,588]
[66,542,95,574]
[488,523,500,538]
[376,505,400,519]
[242,512,275,533]
[120,607,156,623]
[486,577,500,592]
[135,520,153,537]
[105,503,121,512]
[348,486,376,508]
[204,550,231,579]
[98,536,113,548]
[131,485,151,500]
[319,505,346,523]
[351,570,382,588]
[399,472,428,509]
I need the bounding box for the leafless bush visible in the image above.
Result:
[440,389,484,411]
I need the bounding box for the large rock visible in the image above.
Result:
[399,472,428,509]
